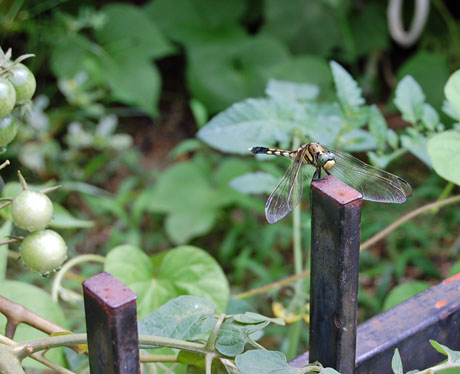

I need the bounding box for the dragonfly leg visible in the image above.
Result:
[324,168,330,176]
[312,168,320,180]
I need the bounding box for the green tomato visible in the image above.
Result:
[11,190,54,232]
[21,230,68,274]
[0,77,16,117]
[0,115,18,147]
[7,63,36,102]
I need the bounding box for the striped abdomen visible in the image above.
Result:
[249,146,300,160]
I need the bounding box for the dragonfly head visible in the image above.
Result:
[317,152,336,170]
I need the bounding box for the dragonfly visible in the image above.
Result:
[250,143,412,224]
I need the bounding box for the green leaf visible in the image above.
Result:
[397,52,449,111]
[0,220,12,280]
[0,281,68,369]
[265,55,332,96]
[265,79,319,101]
[50,203,94,229]
[445,70,460,119]
[165,209,217,245]
[427,131,460,185]
[95,3,174,61]
[235,350,298,374]
[391,349,403,374]
[383,281,430,310]
[350,3,388,57]
[145,0,247,46]
[187,36,290,113]
[104,245,229,318]
[430,340,460,363]
[216,321,246,356]
[262,0,341,57]
[198,98,301,153]
[100,55,161,117]
[302,102,343,145]
[233,312,284,325]
[138,296,216,341]
[368,105,387,147]
[148,160,223,243]
[421,104,440,131]
[330,61,365,120]
[401,133,433,168]
[338,128,378,153]
[394,76,425,124]
[229,172,278,195]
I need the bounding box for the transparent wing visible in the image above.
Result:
[265,148,307,223]
[324,146,412,203]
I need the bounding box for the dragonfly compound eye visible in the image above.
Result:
[317,153,336,170]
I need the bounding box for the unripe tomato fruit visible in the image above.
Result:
[7,63,36,102]
[0,77,16,117]
[0,114,18,147]
[20,230,68,274]
[11,190,53,231]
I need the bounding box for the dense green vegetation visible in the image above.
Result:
[1,1,460,373]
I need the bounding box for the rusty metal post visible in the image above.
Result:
[308,175,362,374]
[83,272,140,374]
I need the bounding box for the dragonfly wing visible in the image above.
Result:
[324,147,412,203]
[265,149,306,223]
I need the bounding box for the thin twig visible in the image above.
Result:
[235,270,310,299]
[360,195,460,251]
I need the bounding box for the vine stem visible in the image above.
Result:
[51,254,105,302]
[360,194,460,251]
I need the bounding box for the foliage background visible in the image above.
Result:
[1,0,460,370]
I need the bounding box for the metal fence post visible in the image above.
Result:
[83,272,140,374]
[308,175,362,374]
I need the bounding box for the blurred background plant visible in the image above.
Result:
[1,0,460,372]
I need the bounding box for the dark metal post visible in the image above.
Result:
[309,175,362,374]
[83,272,140,374]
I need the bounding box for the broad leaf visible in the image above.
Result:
[401,133,432,168]
[396,52,449,110]
[444,70,460,119]
[95,3,174,61]
[145,0,247,46]
[187,36,290,113]
[394,76,425,124]
[104,245,229,318]
[235,350,298,374]
[338,128,377,153]
[198,98,302,153]
[216,321,246,356]
[368,105,387,147]
[265,79,319,101]
[138,296,216,341]
[230,172,278,194]
[100,55,161,117]
[330,61,365,123]
[0,281,68,369]
[383,281,430,311]
[421,104,440,131]
[265,55,332,96]
[262,0,341,57]
[427,131,460,185]
[391,349,403,374]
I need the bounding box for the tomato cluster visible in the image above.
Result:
[0,49,36,147]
